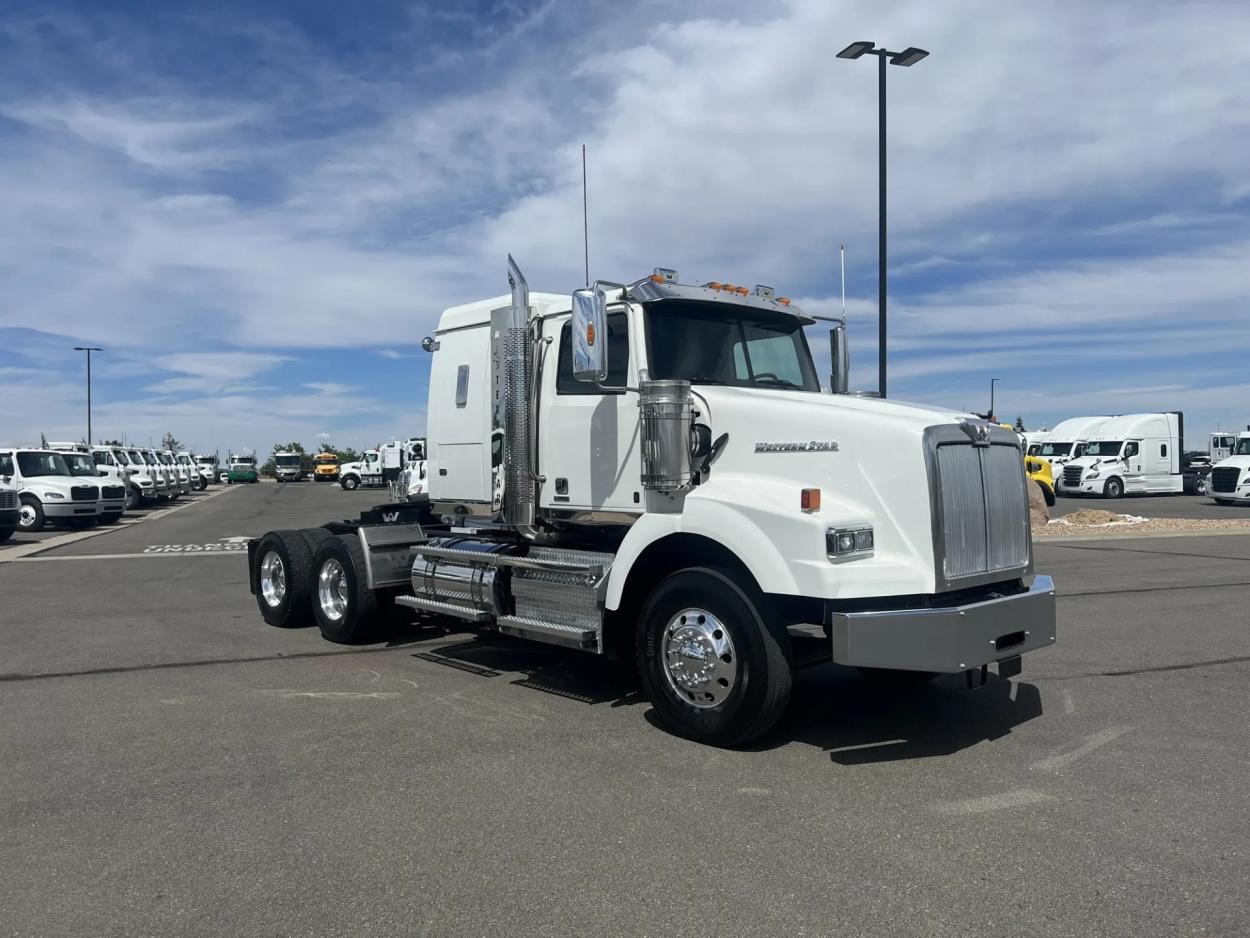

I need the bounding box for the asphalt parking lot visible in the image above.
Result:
[3,483,1248,936]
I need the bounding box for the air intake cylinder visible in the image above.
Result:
[638,379,695,492]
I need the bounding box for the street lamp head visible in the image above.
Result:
[890,47,929,67]
[837,41,876,60]
[73,346,103,352]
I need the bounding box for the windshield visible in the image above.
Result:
[645,302,820,392]
[18,451,70,477]
[63,453,98,477]
[1235,439,1250,456]
[233,457,255,467]
[1040,442,1073,457]
[111,450,129,466]
[315,454,338,464]
[276,455,301,468]
[1085,441,1124,457]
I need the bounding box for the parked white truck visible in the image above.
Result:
[49,444,126,525]
[1056,412,1184,498]
[389,438,428,502]
[1209,432,1238,462]
[1208,431,1250,504]
[0,447,101,531]
[247,261,1056,745]
[177,452,206,491]
[0,474,17,543]
[195,454,218,488]
[339,439,419,491]
[124,447,165,503]
[1026,416,1109,477]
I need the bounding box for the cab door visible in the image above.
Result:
[1123,440,1144,490]
[538,307,642,515]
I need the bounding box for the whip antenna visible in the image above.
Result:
[840,243,847,324]
[582,144,589,287]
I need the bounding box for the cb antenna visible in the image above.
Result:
[582,144,589,287]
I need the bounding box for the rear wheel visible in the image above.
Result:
[1103,477,1124,499]
[310,534,378,643]
[253,529,324,628]
[637,567,792,746]
[1038,481,1055,507]
[1194,476,1208,496]
[17,496,45,532]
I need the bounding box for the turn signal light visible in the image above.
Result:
[777,297,791,306]
[801,488,821,511]
[706,281,723,290]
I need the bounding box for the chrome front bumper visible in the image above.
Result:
[829,575,1056,673]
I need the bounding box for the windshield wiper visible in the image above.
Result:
[752,375,803,389]
[688,376,729,385]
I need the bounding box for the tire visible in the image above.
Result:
[1215,498,1234,506]
[1195,477,1208,496]
[17,495,45,532]
[310,534,378,643]
[253,529,323,628]
[100,512,123,526]
[637,566,792,746]
[1038,481,1055,507]
[0,522,15,544]
[125,487,141,511]
[341,475,359,491]
[1103,477,1124,499]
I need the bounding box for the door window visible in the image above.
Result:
[557,311,630,395]
[1125,442,1139,458]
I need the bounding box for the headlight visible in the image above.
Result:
[45,492,65,500]
[827,526,873,560]
[1086,471,1100,479]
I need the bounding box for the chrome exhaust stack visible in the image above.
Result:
[504,255,538,539]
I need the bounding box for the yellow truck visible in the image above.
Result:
[313,452,340,482]
[1006,425,1055,506]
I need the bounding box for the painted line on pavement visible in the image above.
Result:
[1031,725,1134,772]
[933,789,1052,815]
[13,551,244,562]
[0,486,239,564]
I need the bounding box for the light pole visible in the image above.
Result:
[72,346,103,444]
[837,41,929,399]
[989,377,1000,423]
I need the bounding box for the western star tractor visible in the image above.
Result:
[227,451,259,484]
[247,261,1056,745]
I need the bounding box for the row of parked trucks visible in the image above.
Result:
[1025,415,1250,501]
[245,260,1057,746]
[0,443,219,541]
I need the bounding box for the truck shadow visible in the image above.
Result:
[759,665,1044,763]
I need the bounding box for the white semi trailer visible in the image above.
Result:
[247,262,1056,745]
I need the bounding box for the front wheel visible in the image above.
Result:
[340,476,359,491]
[1103,477,1124,499]
[0,522,15,544]
[637,567,792,746]
[100,512,123,526]
[17,496,45,532]
[125,487,141,511]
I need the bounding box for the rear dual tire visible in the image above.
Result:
[253,528,335,628]
[310,534,378,644]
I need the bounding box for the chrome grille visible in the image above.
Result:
[1063,465,1083,487]
[0,490,15,511]
[934,440,1030,586]
[1211,467,1240,493]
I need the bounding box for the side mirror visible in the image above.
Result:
[571,288,608,383]
[829,321,850,394]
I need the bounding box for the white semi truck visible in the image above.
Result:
[247,261,1056,746]
[124,447,164,503]
[177,452,206,491]
[50,445,126,525]
[195,454,219,487]
[339,439,420,491]
[1026,416,1109,477]
[1056,412,1185,498]
[1208,431,1250,504]
[0,447,101,531]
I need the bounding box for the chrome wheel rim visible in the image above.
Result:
[18,504,37,529]
[259,550,286,608]
[318,558,348,621]
[661,607,737,709]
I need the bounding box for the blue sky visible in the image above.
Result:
[2,0,1248,457]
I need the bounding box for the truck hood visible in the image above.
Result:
[20,477,81,497]
[1212,457,1250,472]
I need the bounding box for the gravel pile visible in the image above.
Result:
[1035,511,1250,539]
